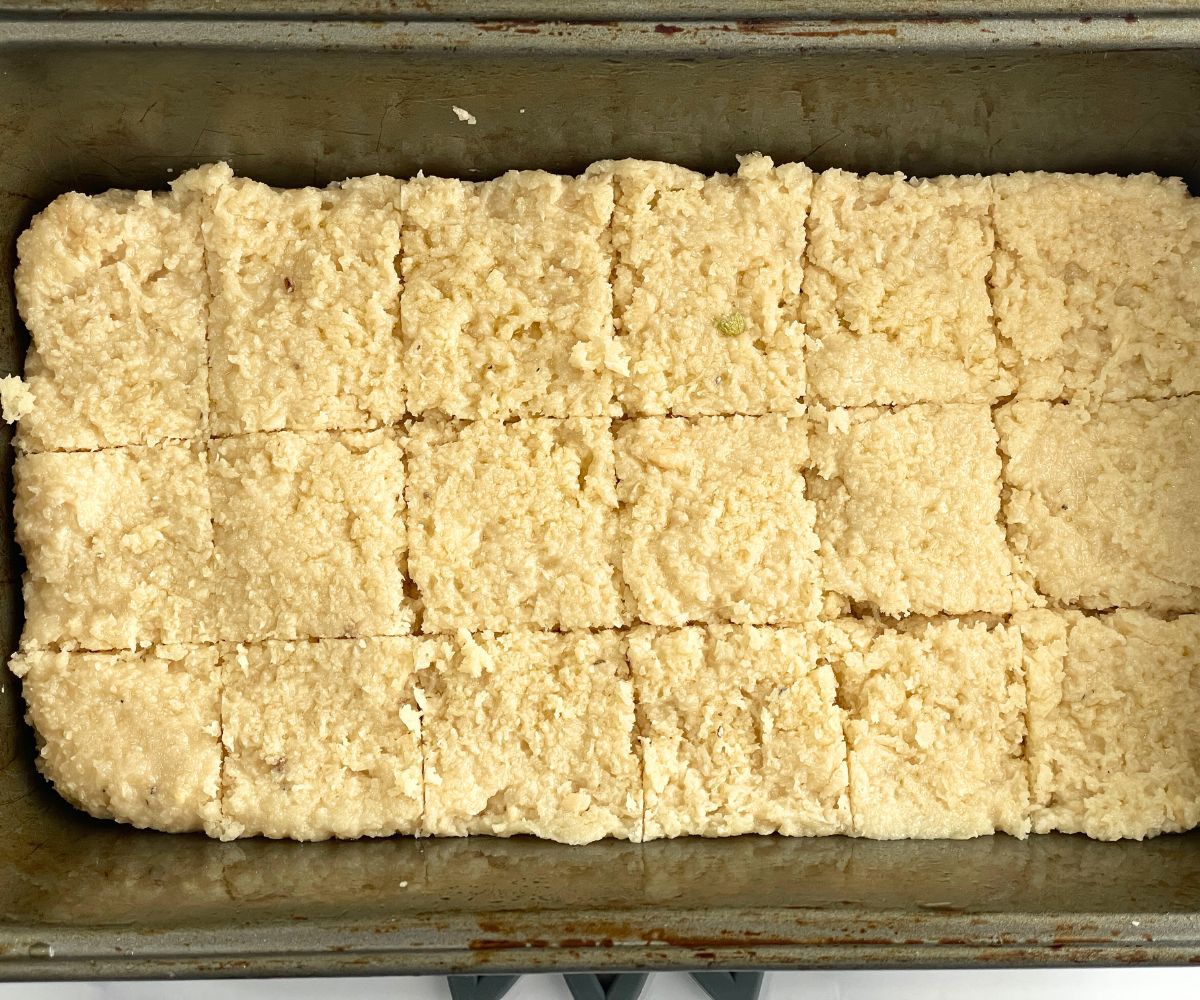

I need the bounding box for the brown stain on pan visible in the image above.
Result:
[735,21,899,39]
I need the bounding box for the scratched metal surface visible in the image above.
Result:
[0,8,1199,980]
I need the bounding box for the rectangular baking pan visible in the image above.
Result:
[1,2,1198,980]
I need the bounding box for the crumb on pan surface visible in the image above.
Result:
[405,417,623,633]
[615,414,821,626]
[210,429,412,642]
[809,403,1037,617]
[595,153,811,416]
[219,637,439,841]
[821,616,1030,840]
[421,629,642,844]
[992,171,1200,403]
[10,645,222,833]
[630,623,848,839]
[804,169,1008,406]
[202,164,404,435]
[997,396,1200,612]
[13,175,210,451]
[1018,609,1200,841]
[15,442,214,651]
[401,170,620,419]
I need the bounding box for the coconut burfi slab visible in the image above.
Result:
[809,403,1036,617]
[630,624,849,839]
[10,645,223,833]
[992,172,1200,402]
[405,418,623,633]
[7,159,1200,847]
[599,154,811,416]
[14,443,214,651]
[13,174,210,451]
[615,414,821,626]
[401,170,619,419]
[422,630,642,844]
[210,429,411,642]
[1018,609,1200,841]
[220,637,435,841]
[820,617,1030,840]
[804,170,1008,406]
[202,165,404,435]
[997,396,1200,611]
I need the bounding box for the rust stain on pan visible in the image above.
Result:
[475,20,544,34]
[735,21,900,39]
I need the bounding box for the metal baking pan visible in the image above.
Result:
[1,1,1198,980]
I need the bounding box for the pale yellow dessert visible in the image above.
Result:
[992,171,1200,402]
[821,616,1030,839]
[615,414,820,625]
[10,645,222,833]
[202,164,403,434]
[422,630,642,844]
[804,170,1007,405]
[405,418,623,633]
[15,443,213,650]
[630,624,848,839]
[210,429,411,641]
[220,637,437,841]
[997,396,1200,611]
[401,170,620,418]
[13,174,210,451]
[1018,609,1200,841]
[597,154,811,416]
[809,403,1036,616]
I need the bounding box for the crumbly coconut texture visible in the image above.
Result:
[997,397,1200,611]
[809,404,1037,616]
[804,170,1008,406]
[821,617,1030,839]
[597,154,811,416]
[630,624,849,839]
[615,415,821,625]
[13,173,210,451]
[992,171,1200,402]
[422,630,642,844]
[401,170,620,418]
[10,646,222,833]
[1018,609,1200,841]
[210,429,411,641]
[406,418,623,632]
[220,637,439,841]
[15,443,214,651]
[202,164,403,434]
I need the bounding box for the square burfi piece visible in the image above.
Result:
[615,415,820,625]
[821,617,1029,839]
[630,624,849,839]
[804,170,1007,406]
[15,443,214,650]
[809,404,1035,616]
[203,165,403,434]
[422,630,641,844]
[13,175,209,451]
[10,645,222,833]
[1020,609,1200,840]
[997,397,1200,611]
[220,637,437,840]
[401,170,619,418]
[992,172,1200,402]
[598,154,811,416]
[406,418,622,632]
[210,429,411,641]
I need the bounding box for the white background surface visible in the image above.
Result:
[3,970,1200,998]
